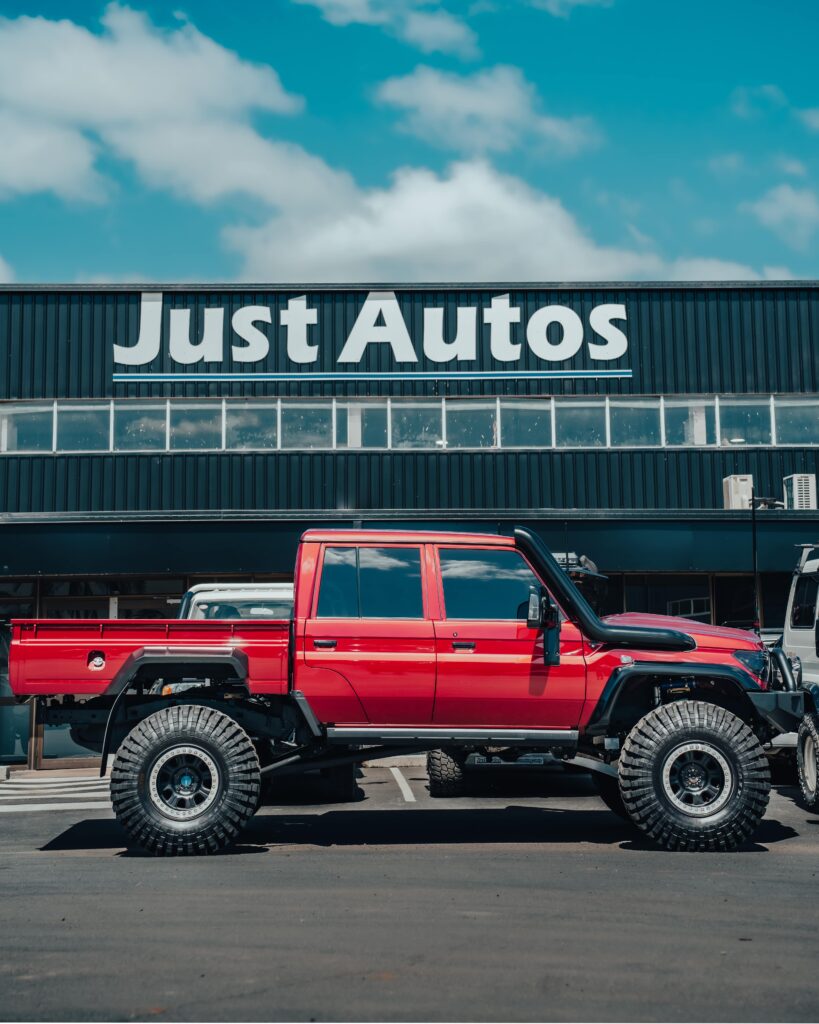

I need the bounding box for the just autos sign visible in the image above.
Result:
[112,290,632,383]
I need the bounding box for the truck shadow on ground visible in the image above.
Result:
[40,805,798,856]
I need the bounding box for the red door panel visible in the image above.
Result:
[430,544,587,729]
[432,620,586,727]
[300,542,436,726]
[304,618,436,724]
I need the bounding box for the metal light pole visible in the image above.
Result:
[750,487,785,634]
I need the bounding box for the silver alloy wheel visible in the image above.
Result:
[148,745,220,821]
[661,741,734,817]
[804,733,818,795]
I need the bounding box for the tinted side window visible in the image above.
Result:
[439,548,539,620]
[359,547,424,618]
[317,546,424,619]
[791,575,819,629]
[317,547,358,618]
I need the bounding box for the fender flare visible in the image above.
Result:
[584,661,804,738]
[98,646,248,776]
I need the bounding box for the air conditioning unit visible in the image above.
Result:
[723,474,754,510]
[784,474,817,510]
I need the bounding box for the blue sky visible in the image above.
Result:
[0,0,817,282]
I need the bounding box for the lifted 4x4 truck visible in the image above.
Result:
[7,528,809,855]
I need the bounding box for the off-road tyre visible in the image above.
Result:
[321,762,360,802]
[619,700,770,851]
[592,772,630,821]
[111,704,261,856]
[796,713,819,812]
[427,748,468,797]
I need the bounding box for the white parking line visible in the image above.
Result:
[389,766,417,803]
[0,801,113,814]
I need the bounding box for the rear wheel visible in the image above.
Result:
[619,700,770,851]
[111,705,260,856]
[427,748,467,797]
[797,713,819,811]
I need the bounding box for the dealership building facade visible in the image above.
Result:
[1,281,818,764]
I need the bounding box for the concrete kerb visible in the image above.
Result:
[363,754,427,769]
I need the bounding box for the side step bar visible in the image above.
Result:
[325,727,579,747]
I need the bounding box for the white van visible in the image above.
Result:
[782,545,819,686]
[178,582,294,621]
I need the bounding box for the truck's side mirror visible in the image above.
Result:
[543,594,561,667]
[526,586,561,666]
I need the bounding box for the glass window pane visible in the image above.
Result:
[719,400,771,446]
[609,400,661,447]
[169,403,221,450]
[554,402,606,448]
[391,403,443,449]
[57,406,109,451]
[359,547,423,618]
[500,400,552,448]
[226,403,277,450]
[281,403,332,449]
[664,400,716,446]
[114,403,166,450]
[445,401,497,448]
[790,575,819,628]
[625,574,711,623]
[440,548,539,620]
[317,547,358,617]
[1,404,53,452]
[775,399,819,445]
[336,403,388,449]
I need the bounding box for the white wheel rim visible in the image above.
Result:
[148,745,221,821]
[661,741,734,818]
[805,734,817,794]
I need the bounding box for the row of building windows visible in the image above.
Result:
[0,395,818,453]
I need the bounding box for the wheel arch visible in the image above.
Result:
[98,646,251,776]
[584,661,783,740]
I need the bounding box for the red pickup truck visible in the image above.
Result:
[7,527,805,855]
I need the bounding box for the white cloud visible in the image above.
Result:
[0,252,13,282]
[775,155,807,177]
[707,152,744,176]
[666,258,761,281]
[527,0,612,16]
[0,4,304,202]
[0,110,105,200]
[225,159,764,282]
[293,0,478,57]
[744,184,819,250]
[104,119,355,210]
[401,9,479,58]
[762,265,795,280]
[376,65,599,156]
[730,84,787,119]
[797,108,819,132]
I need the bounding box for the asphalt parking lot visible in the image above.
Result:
[1,761,818,1023]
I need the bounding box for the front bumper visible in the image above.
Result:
[747,690,805,733]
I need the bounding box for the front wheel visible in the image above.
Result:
[796,713,819,812]
[619,701,770,851]
[111,705,261,856]
[427,749,468,797]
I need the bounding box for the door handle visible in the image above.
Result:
[313,639,337,649]
[452,641,476,651]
